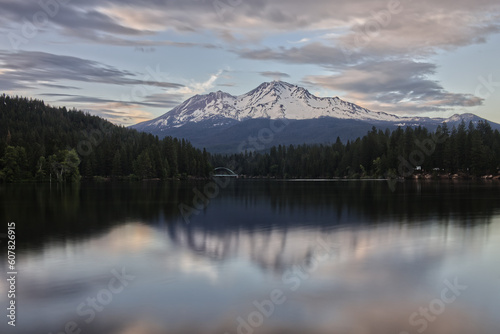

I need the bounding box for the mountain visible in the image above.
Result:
[131,81,500,152]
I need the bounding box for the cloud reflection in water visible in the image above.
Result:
[2,216,499,334]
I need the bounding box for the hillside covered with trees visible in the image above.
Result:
[2,95,499,182]
[0,95,211,182]
[212,122,500,179]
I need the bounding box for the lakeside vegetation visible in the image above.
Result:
[212,122,500,179]
[0,95,211,182]
[1,95,499,182]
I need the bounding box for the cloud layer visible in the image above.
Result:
[0,51,184,90]
[0,0,499,122]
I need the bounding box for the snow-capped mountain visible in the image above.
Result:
[134,81,404,130]
[131,81,500,152]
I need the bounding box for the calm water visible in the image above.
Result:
[1,180,500,334]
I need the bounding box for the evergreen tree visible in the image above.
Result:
[0,95,212,182]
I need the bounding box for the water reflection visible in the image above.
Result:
[0,180,499,334]
[2,180,498,247]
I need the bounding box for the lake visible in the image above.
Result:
[1,180,500,334]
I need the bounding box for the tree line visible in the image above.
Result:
[0,95,211,182]
[2,94,499,182]
[211,122,500,178]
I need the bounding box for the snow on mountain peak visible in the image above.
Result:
[444,113,477,123]
[139,81,405,129]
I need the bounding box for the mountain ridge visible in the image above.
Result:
[133,80,407,130]
[131,81,500,153]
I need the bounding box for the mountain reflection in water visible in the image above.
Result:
[0,180,499,334]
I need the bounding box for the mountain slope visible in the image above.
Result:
[131,81,500,153]
[133,81,404,131]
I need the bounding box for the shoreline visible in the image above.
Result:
[3,173,500,183]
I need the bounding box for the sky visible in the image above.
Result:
[0,0,499,125]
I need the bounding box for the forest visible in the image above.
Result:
[0,95,212,182]
[211,122,500,179]
[1,95,499,182]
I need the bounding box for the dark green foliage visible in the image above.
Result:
[0,95,211,182]
[212,122,500,178]
[47,149,81,183]
[0,146,29,182]
[2,94,498,181]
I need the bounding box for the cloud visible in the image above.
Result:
[85,104,155,125]
[1,0,499,52]
[304,60,483,113]
[39,83,81,90]
[223,0,498,114]
[259,71,290,81]
[40,92,183,110]
[41,94,122,105]
[140,92,185,109]
[63,34,219,49]
[234,42,361,67]
[1,0,499,117]
[0,1,219,49]
[177,70,224,95]
[33,92,156,125]
[0,51,184,91]
[288,38,310,44]
[217,83,237,87]
[227,1,499,114]
[37,89,185,126]
[40,96,158,125]
[134,47,156,53]
[335,5,500,58]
